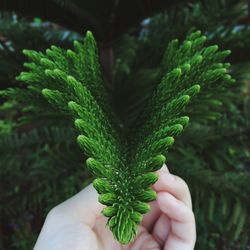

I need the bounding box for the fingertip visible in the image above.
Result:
[153,171,192,209]
[153,170,175,191]
[156,164,169,174]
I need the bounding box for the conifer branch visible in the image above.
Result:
[1,30,233,244]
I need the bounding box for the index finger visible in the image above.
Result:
[153,165,192,209]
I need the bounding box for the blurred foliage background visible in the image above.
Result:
[0,0,250,249]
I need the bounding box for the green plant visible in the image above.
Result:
[1,30,234,244]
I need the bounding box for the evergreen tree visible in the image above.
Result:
[0,1,249,249]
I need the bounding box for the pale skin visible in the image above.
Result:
[34,165,196,250]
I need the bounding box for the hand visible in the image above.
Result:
[34,165,196,250]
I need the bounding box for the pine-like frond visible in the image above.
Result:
[1,30,233,244]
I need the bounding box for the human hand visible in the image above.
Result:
[34,165,196,250]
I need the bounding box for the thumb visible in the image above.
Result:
[48,184,105,228]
